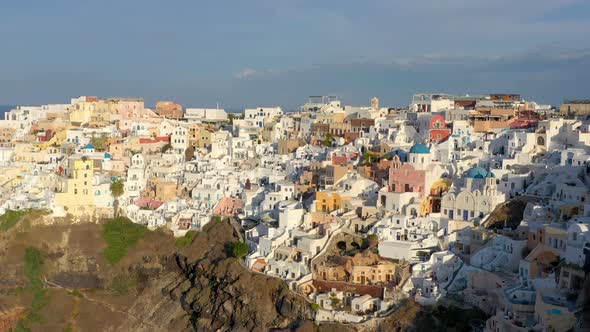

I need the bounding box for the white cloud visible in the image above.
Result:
[234,67,283,80]
[234,68,257,79]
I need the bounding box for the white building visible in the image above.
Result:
[184,108,228,123]
[244,107,283,128]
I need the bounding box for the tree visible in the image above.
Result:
[227,113,235,125]
[110,179,125,218]
[232,241,249,260]
[90,133,108,151]
[329,294,341,309]
[323,133,333,147]
[363,152,374,164]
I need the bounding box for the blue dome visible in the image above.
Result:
[104,152,111,159]
[409,144,430,154]
[84,144,94,149]
[466,166,491,179]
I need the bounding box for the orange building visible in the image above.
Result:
[155,101,183,119]
[315,191,351,212]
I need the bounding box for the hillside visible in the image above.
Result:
[0,214,433,332]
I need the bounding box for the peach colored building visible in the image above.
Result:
[315,251,407,286]
[113,98,145,119]
[214,197,245,216]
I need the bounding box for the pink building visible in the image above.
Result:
[116,99,145,119]
[388,155,426,196]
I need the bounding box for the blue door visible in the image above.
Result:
[449,210,454,219]
[463,210,469,221]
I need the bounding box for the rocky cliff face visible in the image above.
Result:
[0,217,315,331]
[0,216,427,332]
[118,219,315,331]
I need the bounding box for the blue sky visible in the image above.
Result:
[1,0,589,109]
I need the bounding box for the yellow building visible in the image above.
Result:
[188,126,212,149]
[350,263,397,284]
[420,178,452,216]
[55,157,95,207]
[70,99,119,125]
[69,108,92,124]
[316,191,351,213]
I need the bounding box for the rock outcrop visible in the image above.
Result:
[0,217,315,331]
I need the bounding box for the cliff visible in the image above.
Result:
[0,215,427,332]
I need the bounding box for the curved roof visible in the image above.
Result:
[409,144,430,154]
[83,144,94,149]
[466,166,492,179]
[104,152,111,159]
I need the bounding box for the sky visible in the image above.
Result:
[1,0,589,110]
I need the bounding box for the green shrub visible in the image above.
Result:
[0,209,32,232]
[311,303,320,311]
[175,230,197,248]
[226,241,249,259]
[102,217,149,264]
[18,247,49,329]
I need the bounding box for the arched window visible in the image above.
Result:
[537,136,545,146]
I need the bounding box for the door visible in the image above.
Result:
[463,210,469,221]
[449,210,454,219]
